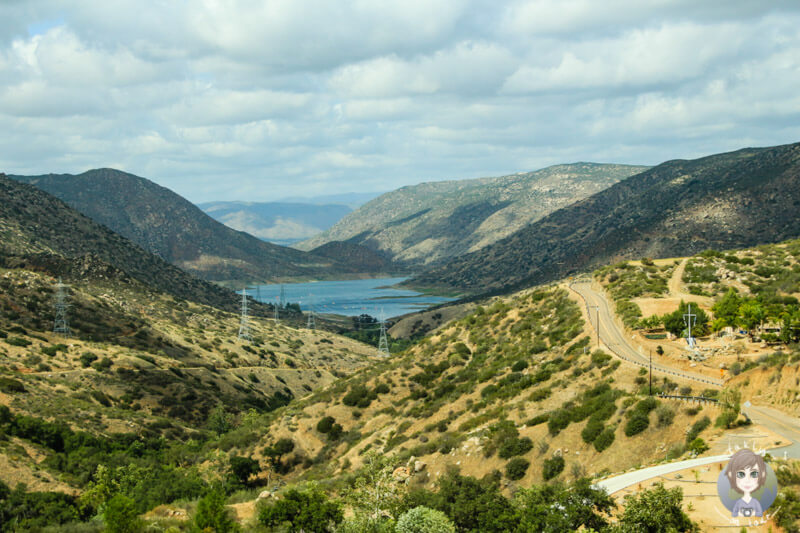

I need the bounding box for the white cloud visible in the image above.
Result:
[0,1,799,202]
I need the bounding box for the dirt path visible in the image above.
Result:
[666,257,713,307]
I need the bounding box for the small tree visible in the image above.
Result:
[207,404,234,435]
[228,456,260,488]
[505,458,530,481]
[343,450,405,529]
[542,455,565,481]
[257,483,342,533]
[194,489,239,532]
[104,494,142,533]
[396,506,455,533]
[615,482,698,532]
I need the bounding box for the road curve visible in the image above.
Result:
[569,281,723,387]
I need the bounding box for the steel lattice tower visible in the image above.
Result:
[279,285,286,307]
[306,294,316,330]
[53,278,71,337]
[274,296,280,324]
[238,288,252,341]
[377,308,390,357]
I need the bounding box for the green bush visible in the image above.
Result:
[317,416,336,433]
[0,377,26,393]
[498,437,533,459]
[542,455,565,481]
[581,418,605,444]
[593,428,616,452]
[624,413,650,437]
[687,438,709,454]
[686,416,711,443]
[6,336,31,347]
[79,352,98,368]
[656,405,675,427]
[506,457,530,481]
[258,485,342,532]
[194,489,240,532]
[396,506,456,533]
[104,494,143,533]
[511,360,529,372]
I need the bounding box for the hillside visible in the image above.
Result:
[199,201,352,246]
[412,142,800,294]
[0,174,253,313]
[9,169,383,284]
[0,256,376,498]
[297,163,648,266]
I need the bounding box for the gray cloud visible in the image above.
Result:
[1,1,799,203]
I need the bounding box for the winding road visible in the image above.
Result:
[569,279,800,496]
[570,280,723,387]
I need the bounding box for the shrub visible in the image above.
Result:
[498,437,533,459]
[92,357,113,372]
[686,416,711,443]
[343,384,374,408]
[624,413,650,437]
[511,360,529,372]
[396,506,456,533]
[195,489,240,532]
[593,428,616,452]
[542,455,565,481]
[258,485,343,532]
[591,350,612,367]
[506,457,530,481]
[6,336,31,347]
[0,377,26,393]
[79,352,98,368]
[104,494,143,533]
[581,418,605,444]
[656,405,675,427]
[317,416,336,433]
[687,438,709,454]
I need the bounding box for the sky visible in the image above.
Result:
[1,1,799,203]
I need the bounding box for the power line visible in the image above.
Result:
[306,293,316,330]
[377,308,390,357]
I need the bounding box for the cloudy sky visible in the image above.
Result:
[1,1,799,203]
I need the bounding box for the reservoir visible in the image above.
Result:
[250,277,454,318]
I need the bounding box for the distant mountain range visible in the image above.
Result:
[411,142,800,295]
[9,169,389,284]
[199,201,353,246]
[296,163,649,266]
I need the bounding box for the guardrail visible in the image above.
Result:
[568,281,723,387]
[656,393,719,404]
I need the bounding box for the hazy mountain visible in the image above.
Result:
[277,191,384,208]
[411,142,800,295]
[10,168,383,283]
[199,201,352,246]
[296,163,649,266]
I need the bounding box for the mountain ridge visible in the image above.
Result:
[296,163,650,266]
[411,142,800,295]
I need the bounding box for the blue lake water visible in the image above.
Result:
[248,277,454,318]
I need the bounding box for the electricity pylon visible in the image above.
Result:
[53,278,71,337]
[238,288,252,341]
[377,308,389,357]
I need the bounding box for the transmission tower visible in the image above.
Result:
[238,288,252,341]
[279,284,286,307]
[273,296,280,324]
[53,278,71,337]
[306,294,316,330]
[377,308,390,357]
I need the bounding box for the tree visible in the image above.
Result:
[662,301,709,337]
[514,478,615,533]
[207,404,234,435]
[257,484,342,533]
[104,494,142,533]
[738,300,766,333]
[396,506,455,533]
[343,450,405,531]
[542,455,565,481]
[228,456,260,488]
[505,457,530,481]
[712,289,741,327]
[264,437,295,475]
[194,489,239,533]
[615,483,698,532]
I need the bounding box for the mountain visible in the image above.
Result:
[199,201,352,246]
[9,168,381,284]
[277,190,384,208]
[411,142,800,295]
[0,173,252,312]
[296,163,649,266]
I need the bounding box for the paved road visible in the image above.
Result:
[596,454,731,494]
[745,404,800,458]
[570,281,722,387]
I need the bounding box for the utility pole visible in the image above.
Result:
[377,308,390,357]
[589,305,600,348]
[238,288,252,341]
[649,349,653,396]
[53,278,71,337]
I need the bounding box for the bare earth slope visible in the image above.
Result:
[297,163,648,266]
[412,142,800,295]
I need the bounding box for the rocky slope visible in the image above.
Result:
[297,163,649,266]
[412,142,800,295]
[9,169,381,283]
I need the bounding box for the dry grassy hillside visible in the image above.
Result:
[239,285,725,494]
